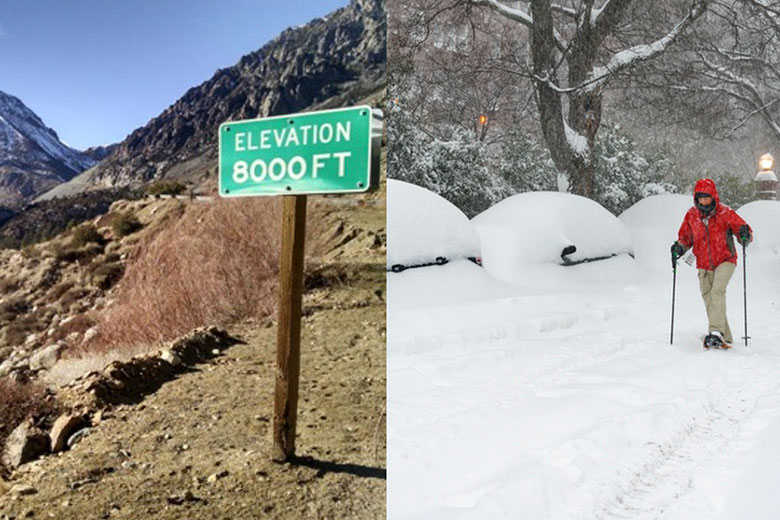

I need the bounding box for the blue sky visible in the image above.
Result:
[0,0,349,150]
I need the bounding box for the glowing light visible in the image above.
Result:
[759,153,774,172]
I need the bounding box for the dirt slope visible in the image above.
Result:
[0,196,386,519]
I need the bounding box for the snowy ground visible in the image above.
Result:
[388,196,780,520]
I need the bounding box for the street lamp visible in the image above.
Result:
[755,152,779,201]
[479,114,488,126]
[759,153,774,172]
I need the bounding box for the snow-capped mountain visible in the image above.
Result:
[0,90,96,208]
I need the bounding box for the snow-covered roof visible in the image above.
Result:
[387,179,481,270]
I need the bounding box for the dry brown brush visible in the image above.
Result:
[76,199,280,355]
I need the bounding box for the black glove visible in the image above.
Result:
[671,242,684,268]
[739,225,751,245]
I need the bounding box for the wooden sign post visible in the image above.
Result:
[219,105,381,462]
[272,195,307,461]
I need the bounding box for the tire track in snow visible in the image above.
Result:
[593,365,780,520]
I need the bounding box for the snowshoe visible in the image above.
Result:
[703,332,732,350]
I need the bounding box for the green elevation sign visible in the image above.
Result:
[219,105,375,197]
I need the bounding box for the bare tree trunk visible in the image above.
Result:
[530,0,599,197]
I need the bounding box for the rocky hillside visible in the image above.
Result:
[43,0,386,200]
[0,188,143,249]
[0,181,387,519]
[81,144,119,163]
[0,91,96,209]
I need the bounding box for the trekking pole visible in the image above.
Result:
[742,241,750,346]
[670,257,677,345]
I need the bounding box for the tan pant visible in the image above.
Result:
[698,262,736,343]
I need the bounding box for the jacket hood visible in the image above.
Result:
[693,178,720,206]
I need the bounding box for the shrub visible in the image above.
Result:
[47,313,96,348]
[54,243,103,265]
[0,276,19,294]
[57,286,91,312]
[21,244,42,258]
[112,212,143,237]
[146,180,187,197]
[70,223,103,248]
[3,315,39,346]
[497,129,559,193]
[91,262,124,290]
[47,281,75,303]
[79,198,280,355]
[0,236,18,250]
[0,297,29,323]
[593,125,679,215]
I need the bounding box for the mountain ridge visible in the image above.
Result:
[42,0,386,199]
[0,91,96,208]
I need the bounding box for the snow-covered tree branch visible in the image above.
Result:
[464,0,711,197]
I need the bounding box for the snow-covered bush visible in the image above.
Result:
[388,101,511,217]
[709,172,755,209]
[496,128,558,193]
[386,98,432,189]
[594,125,678,215]
[387,179,481,270]
[423,129,512,218]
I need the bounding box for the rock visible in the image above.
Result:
[9,484,37,496]
[2,420,49,469]
[0,479,9,496]
[49,414,84,452]
[166,491,198,505]
[28,343,62,371]
[159,349,181,366]
[206,470,229,484]
[83,327,99,343]
[0,359,13,377]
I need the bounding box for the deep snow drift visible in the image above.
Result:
[388,191,780,520]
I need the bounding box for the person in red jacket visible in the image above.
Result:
[671,178,752,348]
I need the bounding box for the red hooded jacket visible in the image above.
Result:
[677,178,751,271]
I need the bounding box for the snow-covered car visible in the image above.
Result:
[619,194,692,272]
[471,191,633,282]
[387,179,481,272]
[738,200,780,256]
